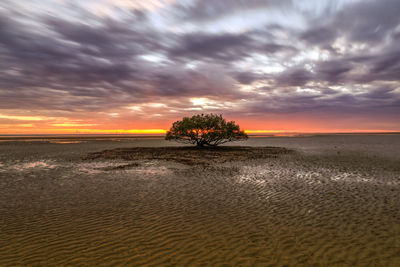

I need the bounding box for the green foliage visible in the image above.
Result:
[165,114,248,147]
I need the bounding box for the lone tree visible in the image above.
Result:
[165,114,248,147]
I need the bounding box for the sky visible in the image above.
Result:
[0,0,399,134]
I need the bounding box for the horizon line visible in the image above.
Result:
[1,130,399,136]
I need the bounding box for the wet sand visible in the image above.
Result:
[86,146,293,166]
[0,135,399,266]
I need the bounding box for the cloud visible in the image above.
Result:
[275,68,314,87]
[168,32,253,62]
[174,0,292,22]
[334,0,400,44]
[0,0,399,131]
[314,60,352,83]
[300,27,337,46]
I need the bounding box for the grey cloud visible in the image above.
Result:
[168,32,252,62]
[300,27,337,46]
[0,10,245,112]
[334,0,400,44]
[242,84,400,116]
[275,68,314,87]
[370,50,400,75]
[232,72,264,85]
[174,0,293,22]
[314,60,352,83]
[299,0,400,47]
[168,30,297,64]
[262,43,297,54]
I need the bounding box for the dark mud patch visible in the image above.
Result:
[96,162,141,171]
[85,146,293,166]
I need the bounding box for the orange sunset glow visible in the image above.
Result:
[1,113,398,135]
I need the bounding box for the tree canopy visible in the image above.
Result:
[165,114,248,147]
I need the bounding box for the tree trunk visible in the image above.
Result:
[196,141,205,147]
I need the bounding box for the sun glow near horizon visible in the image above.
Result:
[0,111,399,135]
[0,122,398,135]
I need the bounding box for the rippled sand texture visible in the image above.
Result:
[0,135,399,266]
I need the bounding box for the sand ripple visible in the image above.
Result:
[0,145,399,266]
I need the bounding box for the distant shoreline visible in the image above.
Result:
[0,132,399,141]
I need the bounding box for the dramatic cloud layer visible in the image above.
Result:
[0,0,399,133]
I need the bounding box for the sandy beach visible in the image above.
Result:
[0,135,399,266]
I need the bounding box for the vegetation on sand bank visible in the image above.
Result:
[165,114,248,147]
